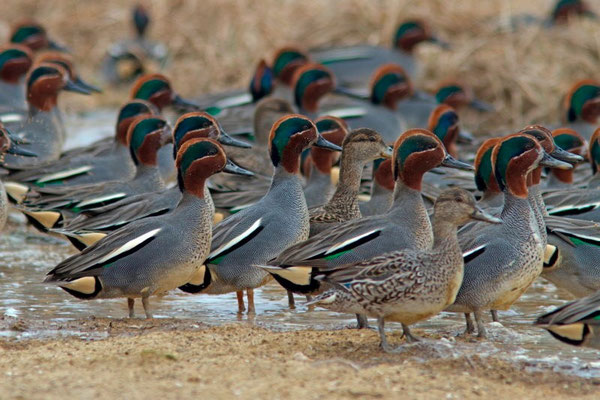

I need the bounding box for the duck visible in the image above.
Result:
[306,188,501,352]
[54,112,254,249]
[44,138,231,318]
[535,289,600,349]
[19,115,172,231]
[308,128,392,236]
[0,45,33,113]
[261,128,472,333]
[545,128,587,189]
[446,133,570,337]
[36,51,102,94]
[309,20,448,88]
[102,4,168,85]
[303,116,348,208]
[179,114,342,314]
[8,20,68,52]
[1,63,91,168]
[559,80,600,140]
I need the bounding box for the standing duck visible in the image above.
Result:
[179,114,342,313]
[306,188,500,352]
[44,138,231,318]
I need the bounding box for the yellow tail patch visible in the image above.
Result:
[60,277,97,295]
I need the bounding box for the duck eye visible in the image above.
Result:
[455,197,463,203]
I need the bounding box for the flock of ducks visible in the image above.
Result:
[2,1,600,353]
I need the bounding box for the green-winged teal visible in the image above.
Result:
[303,116,349,208]
[9,20,68,52]
[0,45,33,113]
[45,138,230,318]
[535,289,600,349]
[102,4,168,85]
[560,80,600,141]
[308,128,392,236]
[306,188,500,352]
[179,114,341,313]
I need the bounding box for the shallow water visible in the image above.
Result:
[1,111,599,379]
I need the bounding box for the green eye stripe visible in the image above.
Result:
[27,66,58,90]
[271,117,312,165]
[316,118,340,133]
[568,84,600,122]
[11,26,43,43]
[134,79,169,100]
[431,111,458,141]
[436,85,462,103]
[129,118,165,151]
[494,136,534,189]
[371,73,405,104]
[294,68,330,107]
[273,50,306,77]
[118,102,153,122]
[394,21,422,43]
[0,48,29,70]
[174,116,213,146]
[554,133,581,151]
[475,147,494,191]
[179,141,219,175]
[395,135,437,172]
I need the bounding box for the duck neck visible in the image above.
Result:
[133,163,163,186]
[432,216,460,250]
[271,165,303,189]
[307,168,331,188]
[388,181,432,246]
[325,152,365,214]
[500,192,536,238]
[527,183,547,244]
[175,189,213,222]
[479,190,503,209]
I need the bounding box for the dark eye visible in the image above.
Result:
[455,197,463,203]
[369,136,377,142]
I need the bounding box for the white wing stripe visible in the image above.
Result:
[208,219,262,260]
[97,228,161,264]
[325,229,379,255]
[77,193,127,208]
[37,166,93,183]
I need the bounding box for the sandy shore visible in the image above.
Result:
[1,318,598,400]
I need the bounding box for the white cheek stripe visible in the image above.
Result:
[208,218,262,260]
[37,166,93,183]
[97,228,161,264]
[325,229,380,255]
[77,193,127,208]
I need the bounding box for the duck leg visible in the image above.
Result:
[306,295,315,311]
[464,313,475,334]
[356,314,370,329]
[474,310,487,338]
[401,323,421,343]
[141,296,153,319]
[490,310,499,322]
[127,298,135,318]
[236,291,245,313]
[247,289,255,314]
[287,290,295,309]
[378,317,402,353]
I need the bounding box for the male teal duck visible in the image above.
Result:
[9,20,68,52]
[179,114,342,314]
[308,128,392,236]
[310,20,447,87]
[447,133,569,337]
[102,4,168,85]
[306,188,500,352]
[1,63,91,168]
[535,290,600,349]
[0,45,33,113]
[261,128,472,333]
[44,138,231,318]
[55,112,253,249]
[560,80,600,140]
[19,115,172,230]
[36,51,102,94]
[303,116,348,208]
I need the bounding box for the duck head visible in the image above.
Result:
[176,138,230,197]
[126,115,172,166]
[551,0,596,24]
[0,122,36,161]
[474,137,502,194]
[130,73,199,111]
[369,64,413,110]
[36,51,101,93]
[133,4,150,37]
[253,97,295,146]
[10,21,68,52]
[435,81,493,112]
[588,128,600,175]
[550,128,587,184]
[342,128,392,166]
[269,114,341,173]
[307,116,349,175]
[563,80,600,124]
[115,100,158,146]
[0,45,33,84]
[292,63,335,113]
[272,47,309,86]
[433,188,501,226]
[427,104,460,157]
[26,62,91,112]
[393,128,473,191]
[393,20,448,52]
[172,112,251,157]
[249,59,274,102]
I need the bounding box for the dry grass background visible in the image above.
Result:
[1,0,600,135]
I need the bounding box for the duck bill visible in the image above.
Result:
[218,129,252,149]
[314,135,342,151]
[223,159,254,176]
[380,145,393,159]
[74,76,102,93]
[172,94,200,110]
[440,154,474,171]
[5,129,29,145]
[469,98,494,112]
[63,79,92,95]
[550,146,584,164]
[7,143,37,157]
[470,206,502,224]
[48,39,70,53]
[540,152,572,170]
